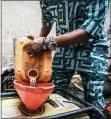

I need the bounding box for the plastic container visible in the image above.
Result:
[14,37,52,82]
[14,80,55,110]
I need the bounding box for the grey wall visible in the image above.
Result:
[2,1,111,69]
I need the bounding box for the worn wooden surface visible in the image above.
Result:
[2,94,89,119]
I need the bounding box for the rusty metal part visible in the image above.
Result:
[18,103,45,116]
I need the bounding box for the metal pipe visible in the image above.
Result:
[1,92,18,98]
[54,88,107,119]
[43,107,94,119]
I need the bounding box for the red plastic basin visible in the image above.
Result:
[14,80,55,110]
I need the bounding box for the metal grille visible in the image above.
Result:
[1,70,15,93]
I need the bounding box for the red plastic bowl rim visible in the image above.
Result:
[14,80,55,90]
